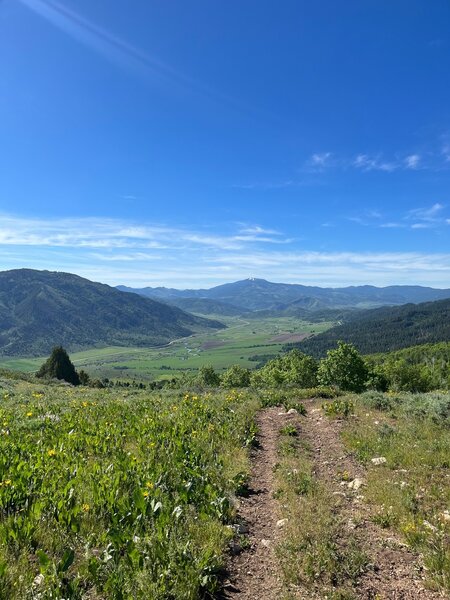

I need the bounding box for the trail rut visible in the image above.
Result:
[221,400,445,599]
[221,407,287,600]
[300,399,445,599]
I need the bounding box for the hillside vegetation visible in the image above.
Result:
[0,371,448,598]
[0,270,224,357]
[0,376,258,598]
[290,298,450,357]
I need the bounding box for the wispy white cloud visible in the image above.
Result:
[408,202,444,219]
[90,252,164,262]
[303,145,450,174]
[349,203,449,231]
[405,203,448,230]
[404,154,421,169]
[0,214,293,252]
[380,222,406,229]
[1,214,449,288]
[238,225,281,235]
[411,223,432,229]
[353,154,397,172]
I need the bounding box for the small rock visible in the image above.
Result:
[348,478,364,491]
[261,539,271,547]
[371,456,387,466]
[276,518,288,529]
[287,408,298,415]
[236,522,249,534]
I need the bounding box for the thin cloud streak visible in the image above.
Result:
[17,0,244,110]
[1,214,449,288]
[0,214,292,250]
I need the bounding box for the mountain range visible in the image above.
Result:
[1,270,449,359]
[0,270,223,357]
[118,278,450,315]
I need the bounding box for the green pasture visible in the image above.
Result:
[0,316,334,381]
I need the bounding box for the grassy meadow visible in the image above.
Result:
[0,375,261,599]
[0,369,449,597]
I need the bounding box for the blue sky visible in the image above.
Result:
[1,0,450,288]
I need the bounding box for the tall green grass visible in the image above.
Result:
[0,380,258,599]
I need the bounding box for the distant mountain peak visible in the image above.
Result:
[118,278,450,313]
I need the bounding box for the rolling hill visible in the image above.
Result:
[288,298,450,357]
[0,270,224,357]
[118,278,450,314]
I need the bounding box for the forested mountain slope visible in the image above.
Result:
[0,270,224,356]
[289,298,450,357]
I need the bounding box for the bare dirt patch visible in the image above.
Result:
[300,398,445,599]
[201,340,227,350]
[269,332,311,344]
[220,408,290,599]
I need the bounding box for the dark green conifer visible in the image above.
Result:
[36,346,80,385]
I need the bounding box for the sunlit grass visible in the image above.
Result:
[340,390,450,593]
[0,377,258,598]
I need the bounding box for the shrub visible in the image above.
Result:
[318,342,368,393]
[220,365,251,388]
[322,398,355,418]
[255,350,318,388]
[360,391,394,411]
[383,359,432,393]
[196,365,220,387]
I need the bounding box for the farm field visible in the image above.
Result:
[0,316,334,381]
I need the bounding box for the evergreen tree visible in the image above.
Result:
[36,346,80,386]
[78,369,91,386]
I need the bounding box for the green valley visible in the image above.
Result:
[0,316,333,381]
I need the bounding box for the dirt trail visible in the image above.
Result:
[222,401,445,599]
[301,399,445,600]
[220,407,288,600]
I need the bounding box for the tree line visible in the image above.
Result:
[37,341,449,394]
